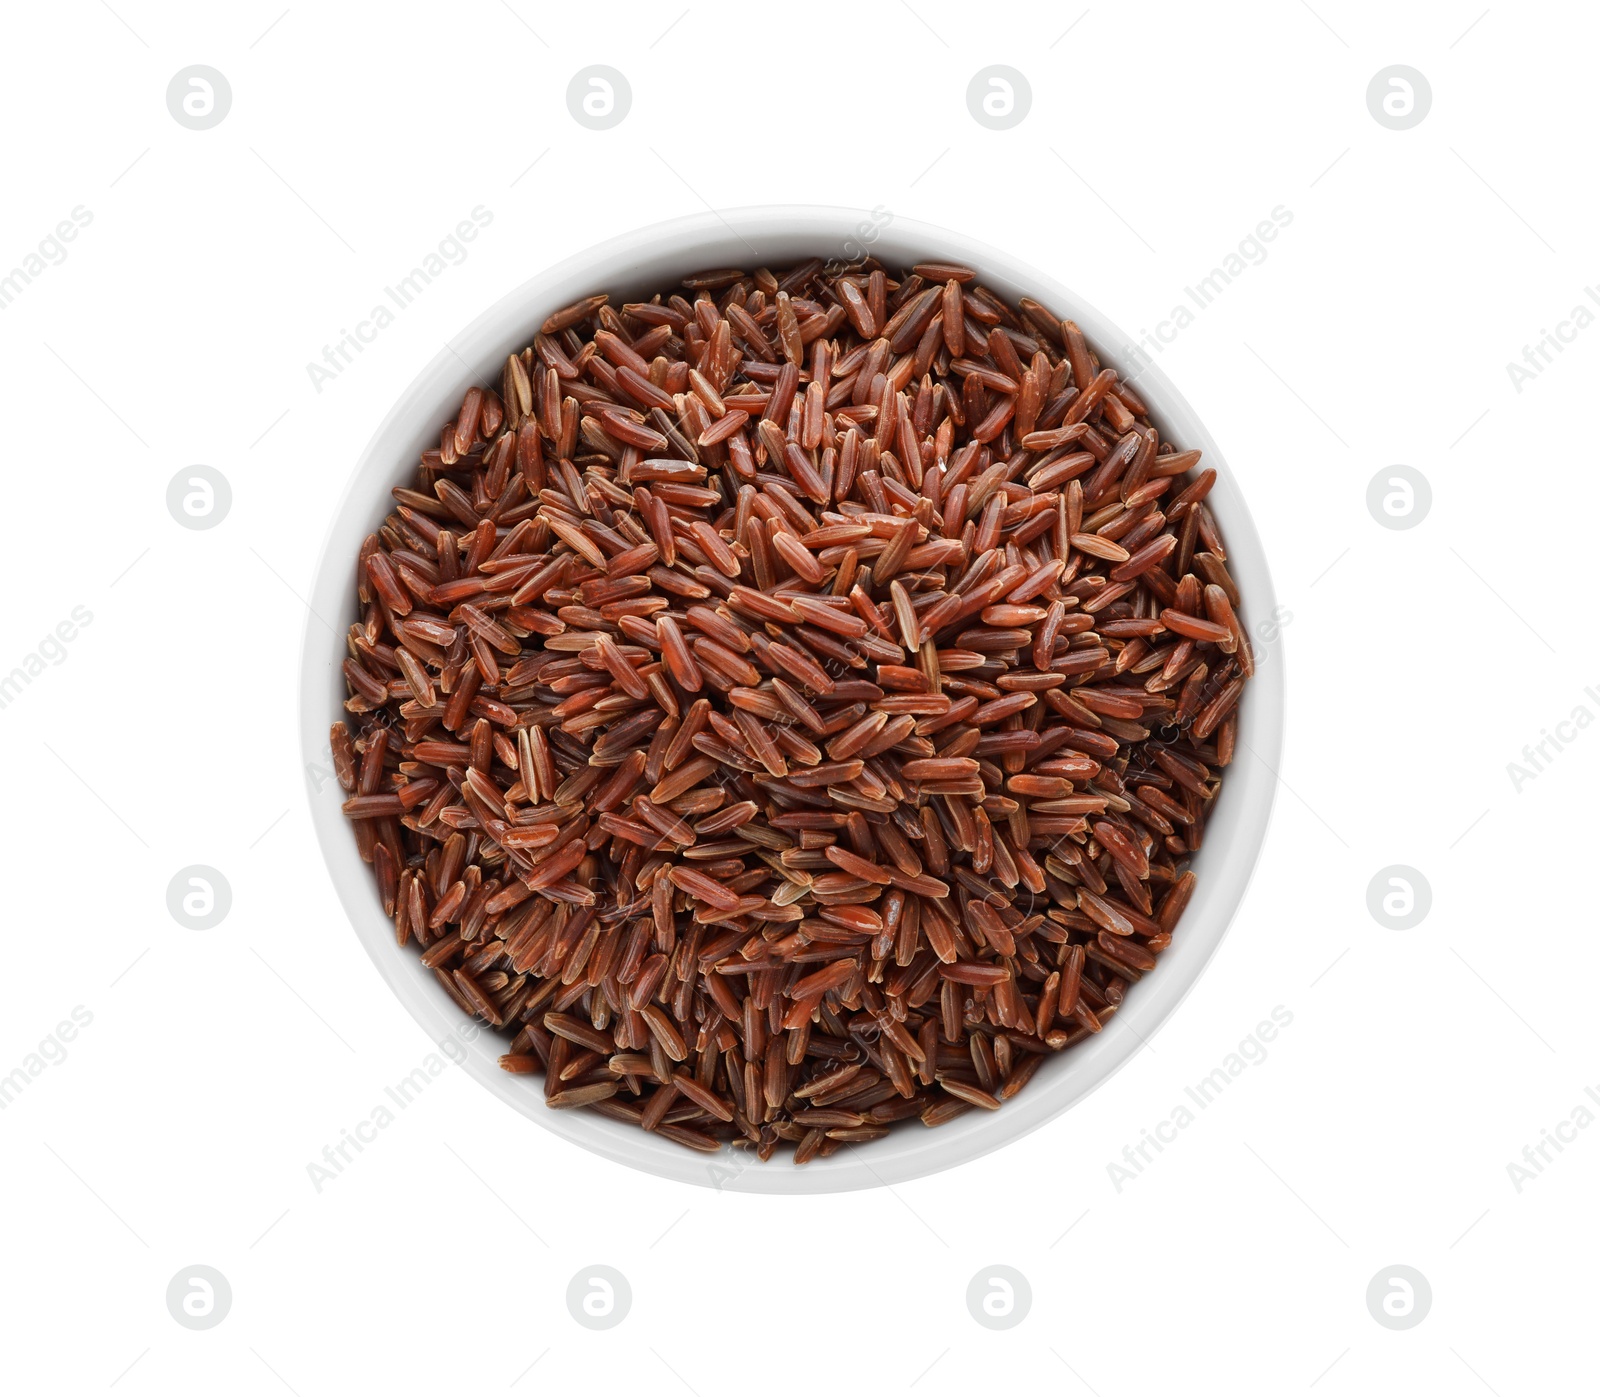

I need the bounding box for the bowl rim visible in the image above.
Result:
[299,204,1285,1194]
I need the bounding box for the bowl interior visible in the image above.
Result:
[300,207,1284,1193]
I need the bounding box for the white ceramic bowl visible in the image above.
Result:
[300,206,1284,1193]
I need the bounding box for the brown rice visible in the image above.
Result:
[333,256,1249,1164]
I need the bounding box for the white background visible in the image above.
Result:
[1,1,1593,1392]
